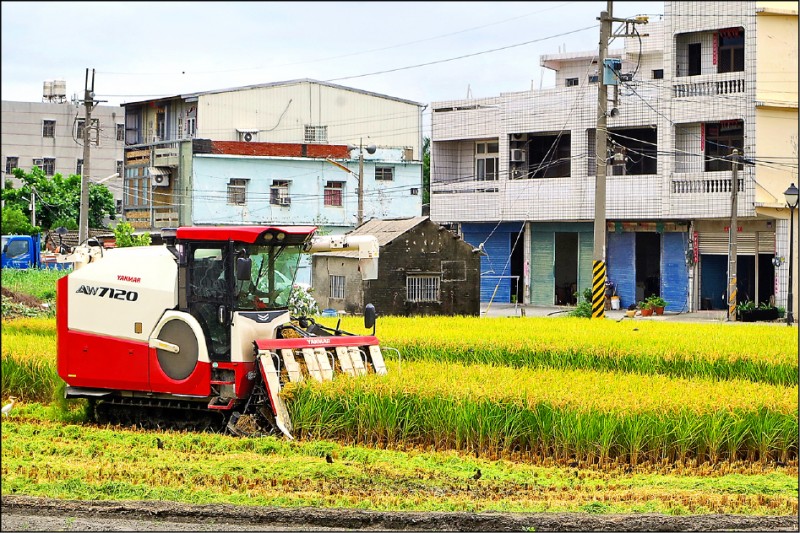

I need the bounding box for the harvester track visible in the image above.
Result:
[91,397,231,433]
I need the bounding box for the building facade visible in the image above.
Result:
[312,217,482,316]
[120,79,425,232]
[2,81,126,206]
[429,1,798,315]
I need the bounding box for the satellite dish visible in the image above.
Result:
[366,145,377,155]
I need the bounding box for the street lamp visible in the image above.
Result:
[784,182,798,326]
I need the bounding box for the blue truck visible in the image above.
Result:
[1,233,73,270]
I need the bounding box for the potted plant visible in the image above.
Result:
[646,295,667,315]
[625,303,637,318]
[639,301,654,317]
[736,300,779,322]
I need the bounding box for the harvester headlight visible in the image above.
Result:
[212,362,219,368]
[276,232,285,241]
[263,233,274,242]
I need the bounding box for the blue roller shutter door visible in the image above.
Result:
[607,232,635,309]
[661,232,689,312]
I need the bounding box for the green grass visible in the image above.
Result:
[1,268,67,301]
[1,411,797,516]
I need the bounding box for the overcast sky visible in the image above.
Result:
[2,1,663,127]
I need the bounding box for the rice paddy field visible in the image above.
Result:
[1,281,798,518]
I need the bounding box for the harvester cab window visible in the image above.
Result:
[188,246,231,361]
[235,244,302,311]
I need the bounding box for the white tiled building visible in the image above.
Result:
[430,1,798,315]
[1,81,126,205]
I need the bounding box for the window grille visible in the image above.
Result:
[566,78,579,87]
[38,158,56,175]
[116,160,124,178]
[76,119,85,140]
[330,275,345,299]
[76,159,83,175]
[406,275,440,302]
[270,180,290,205]
[42,120,56,138]
[227,178,248,205]
[304,125,327,143]
[116,124,125,141]
[5,156,18,174]
[375,166,394,181]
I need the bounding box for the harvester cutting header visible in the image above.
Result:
[57,225,388,438]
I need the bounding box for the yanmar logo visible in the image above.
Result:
[76,285,139,301]
[307,338,331,345]
[117,275,141,283]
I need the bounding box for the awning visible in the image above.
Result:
[148,167,170,176]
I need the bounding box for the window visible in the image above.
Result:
[475,141,499,181]
[566,77,579,87]
[410,187,419,195]
[529,133,571,178]
[270,180,290,205]
[226,178,247,205]
[717,27,744,73]
[324,181,343,207]
[42,120,55,138]
[304,125,327,143]
[5,156,18,174]
[186,117,196,138]
[375,166,394,181]
[124,166,149,207]
[688,43,701,76]
[35,158,56,175]
[330,275,345,299]
[704,120,744,172]
[76,159,83,175]
[116,123,125,141]
[652,69,664,79]
[156,107,166,140]
[116,160,124,178]
[588,74,599,84]
[76,119,85,140]
[406,275,440,302]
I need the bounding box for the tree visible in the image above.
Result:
[422,136,430,209]
[113,221,150,247]
[2,167,115,231]
[1,205,39,235]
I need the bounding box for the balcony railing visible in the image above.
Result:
[673,73,745,98]
[671,175,744,194]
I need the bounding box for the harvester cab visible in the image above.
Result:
[57,225,389,439]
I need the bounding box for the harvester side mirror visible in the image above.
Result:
[236,256,252,281]
[364,303,376,331]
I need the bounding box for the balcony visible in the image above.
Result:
[153,143,180,167]
[670,171,754,218]
[673,72,745,98]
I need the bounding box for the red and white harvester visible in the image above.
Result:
[56,225,387,438]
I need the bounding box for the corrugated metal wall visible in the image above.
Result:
[530,231,554,305]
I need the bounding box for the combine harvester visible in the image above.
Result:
[56,225,390,438]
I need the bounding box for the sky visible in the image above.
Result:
[1,1,664,131]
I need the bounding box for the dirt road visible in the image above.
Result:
[2,496,797,531]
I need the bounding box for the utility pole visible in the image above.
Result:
[727,149,740,321]
[591,2,648,319]
[358,138,365,227]
[592,3,612,319]
[78,68,96,245]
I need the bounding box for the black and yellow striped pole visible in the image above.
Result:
[592,260,607,319]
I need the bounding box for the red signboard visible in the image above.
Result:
[713,33,718,65]
[693,231,699,263]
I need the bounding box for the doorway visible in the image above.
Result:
[510,229,525,304]
[554,232,578,305]
[635,232,661,303]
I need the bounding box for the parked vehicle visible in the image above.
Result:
[1,231,73,270]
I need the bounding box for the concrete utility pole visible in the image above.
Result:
[78,68,96,245]
[727,149,740,321]
[358,139,365,227]
[591,2,648,319]
[592,3,612,319]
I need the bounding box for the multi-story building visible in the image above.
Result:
[2,80,126,207]
[120,79,425,232]
[430,1,798,316]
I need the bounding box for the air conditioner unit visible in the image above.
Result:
[152,174,170,187]
[33,158,43,166]
[510,149,526,163]
[279,196,291,206]
[238,129,258,142]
